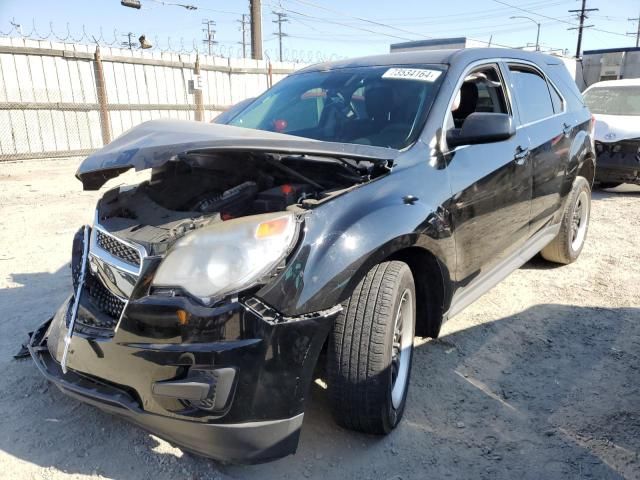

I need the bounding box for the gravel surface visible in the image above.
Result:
[1,158,639,480]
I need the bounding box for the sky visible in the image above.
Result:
[1,0,639,62]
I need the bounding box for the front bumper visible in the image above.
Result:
[595,147,640,185]
[29,293,339,463]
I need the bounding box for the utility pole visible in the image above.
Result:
[568,0,598,58]
[628,16,640,48]
[202,19,218,56]
[238,14,250,58]
[273,12,288,62]
[250,0,263,60]
[121,32,135,50]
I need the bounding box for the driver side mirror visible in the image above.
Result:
[446,112,515,148]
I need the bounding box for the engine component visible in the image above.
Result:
[191,181,258,215]
[253,184,313,213]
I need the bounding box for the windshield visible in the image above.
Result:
[584,86,640,116]
[227,65,446,149]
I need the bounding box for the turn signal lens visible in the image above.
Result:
[176,309,190,325]
[256,216,291,239]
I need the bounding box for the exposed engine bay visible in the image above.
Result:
[96,150,385,255]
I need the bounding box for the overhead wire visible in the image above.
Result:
[491,0,631,38]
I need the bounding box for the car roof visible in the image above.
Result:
[585,78,640,90]
[296,48,565,74]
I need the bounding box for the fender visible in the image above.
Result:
[257,157,456,316]
[563,125,595,199]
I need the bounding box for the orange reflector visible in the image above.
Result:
[176,309,190,325]
[256,217,290,238]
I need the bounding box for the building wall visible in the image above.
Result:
[0,37,302,161]
[582,48,640,89]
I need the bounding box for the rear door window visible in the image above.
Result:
[508,65,555,124]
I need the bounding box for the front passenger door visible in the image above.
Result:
[444,63,532,288]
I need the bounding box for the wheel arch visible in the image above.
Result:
[566,129,596,191]
[577,152,595,187]
[386,246,450,338]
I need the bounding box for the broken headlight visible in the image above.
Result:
[152,212,299,300]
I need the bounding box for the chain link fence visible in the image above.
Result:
[0,36,302,162]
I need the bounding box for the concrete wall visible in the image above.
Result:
[0,37,302,161]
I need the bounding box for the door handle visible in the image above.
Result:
[513,146,530,165]
[562,122,572,136]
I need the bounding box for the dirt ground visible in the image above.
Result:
[0,157,639,480]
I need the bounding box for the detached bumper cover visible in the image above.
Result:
[29,294,339,464]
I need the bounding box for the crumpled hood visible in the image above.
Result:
[593,114,640,143]
[76,120,398,190]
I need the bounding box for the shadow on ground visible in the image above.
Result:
[592,183,640,200]
[1,264,638,479]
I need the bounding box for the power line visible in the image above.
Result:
[288,17,563,39]
[491,0,629,38]
[266,3,415,41]
[300,0,574,27]
[272,12,289,62]
[285,0,431,39]
[317,0,575,23]
[277,0,540,48]
[201,19,217,55]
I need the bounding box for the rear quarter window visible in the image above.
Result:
[545,64,586,112]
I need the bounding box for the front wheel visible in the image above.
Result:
[541,176,591,264]
[326,261,415,434]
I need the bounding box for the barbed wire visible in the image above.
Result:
[0,19,344,62]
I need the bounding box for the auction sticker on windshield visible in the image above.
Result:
[382,68,442,82]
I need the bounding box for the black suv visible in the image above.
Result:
[28,48,595,464]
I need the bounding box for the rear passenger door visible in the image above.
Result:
[506,63,570,234]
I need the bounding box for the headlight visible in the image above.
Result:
[152,212,299,300]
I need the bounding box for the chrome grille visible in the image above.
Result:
[96,230,141,267]
[66,272,124,332]
[85,273,125,323]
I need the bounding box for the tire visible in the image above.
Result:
[597,182,622,189]
[326,261,416,434]
[541,176,591,264]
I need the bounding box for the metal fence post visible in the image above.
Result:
[93,46,111,145]
[194,54,204,121]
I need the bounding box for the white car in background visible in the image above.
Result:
[583,79,640,188]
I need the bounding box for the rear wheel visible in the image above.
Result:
[326,261,415,434]
[541,176,591,264]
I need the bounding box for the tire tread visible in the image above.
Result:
[327,261,412,434]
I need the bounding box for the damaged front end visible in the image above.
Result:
[595,138,640,185]
[30,120,395,463]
